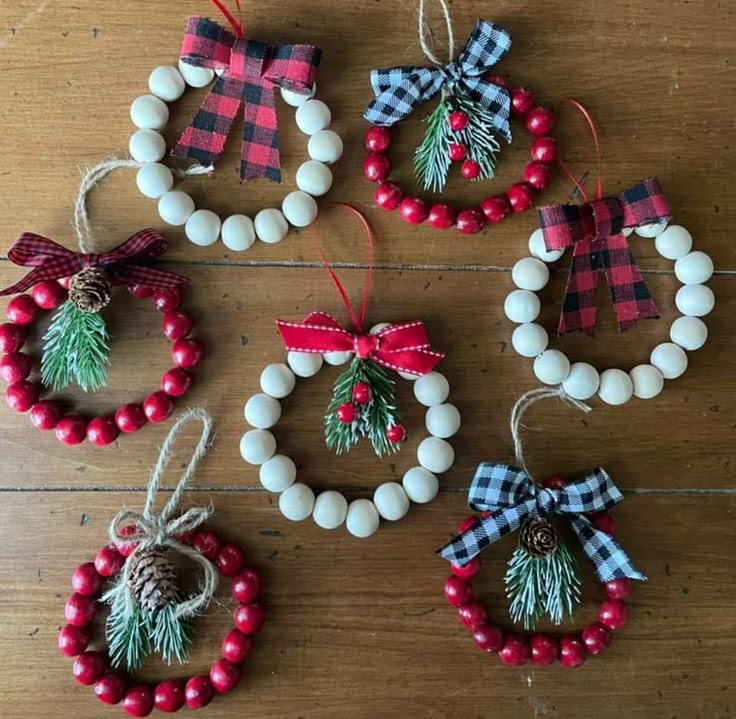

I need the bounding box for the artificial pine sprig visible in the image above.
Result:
[453,88,500,181]
[414,99,452,193]
[105,592,152,672]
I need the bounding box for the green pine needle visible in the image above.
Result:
[414,99,452,193]
[150,603,192,666]
[41,300,110,392]
[453,89,500,183]
[106,600,152,672]
[505,539,582,629]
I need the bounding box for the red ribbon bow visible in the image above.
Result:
[173,13,321,182]
[0,229,187,296]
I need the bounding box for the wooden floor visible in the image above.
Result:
[1,1,735,717]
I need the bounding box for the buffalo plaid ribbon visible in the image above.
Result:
[538,177,671,335]
[438,463,646,582]
[363,19,512,143]
[0,230,187,296]
[173,16,321,182]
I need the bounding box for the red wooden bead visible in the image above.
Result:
[232,568,264,603]
[154,680,186,713]
[542,475,567,489]
[128,284,153,299]
[6,294,39,325]
[65,592,97,627]
[172,338,204,369]
[427,203,457,229]
[449,110,469,131]
[460,160,481,180]
[31,280,67,309]
[217,543,246,577]
[115,525,139,558]
[162,311,193,342]
[523,161,551,190]
[29,400,64,430]
[450,556,480,580]
[385,424,406,443]
[210,659,242,694]
[604,578,632,601]
[458,601,487,630]
[352,382,373,404]
[526,106,555,136]
[95,545,125,577]
[161,368,193,398]
[480,195,510,224]
[458,516,479,533]
[95,674,127,705]
[498,635,529,666]
[443,575,472,607]
[530,634,558,666]
[374,182,404,211]
[0,352,32,383]
[192,530,222,561]
[506,182,535,213]
[58,624,90,657]
[143,391,174,423]
[57,276,73,290]
[185,676,215,709]
[87,416,120,446]
[456,208,486,235]
[399,197,428,225]
[485,74,511,90]
[531,136,558,163]
[122,685,155,717]
[222,628,254,664]
[115,403,147,433]
[152,287,183,313]
[472,624,504,653]
[0,323,26,353]
[511,87,535,117]
[560,635,587,668]
[582,621,612,655]
[55,415,88,446]
[5,380,39,412]
[365,125,391,153]
[448,142,466,162]
[72,562,104,596]
[363,153,391,182]
[592,512,616,536]
[234,602,266,635]
[599,599,628,630]
[336,401,358,424]
[73,651,107,685]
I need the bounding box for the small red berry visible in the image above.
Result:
[128,284,153,299]
[530,634,558,665]
[185,676,215,709]
[95,545,125,577]
[31,280,67,309]
[473,624,504,653]
[65,592,97,627]
[449,110,469,131]
[57,276,73,289]
[427,203,457,229]
[458,516,479,534]
[592,512,616,536]
[560,635,587,668]
[506,182,535,213]
[480,195,510,224]
[352,382,372,404]
[222,628,253,664]
[58,624,90,657]
[365,125,391,153]
[599,599,628,630]
[604,578,632,601]
[460,160,481,180]
[363,153,391,182]
[7,294,39,325]
[542,475,567,489]
[336,401,358,424]
[161,367,193,397]
[531,136,558,163]
[485,74,511,90]
[498,635,529,666]
[73,651,107,685]
[232,568,263,603]
[172,337,204,369]
[122,685,155,717]
[582,621,612,655]
[450,556,480,580]
[162,311,193,341]
[87,416,119,446]
[29,400,64,430]
[511,87,535,117]
[143,391,174,423]
[0,323,26,353]
[95,674,127,705]
[399,197,428,225]
[72,562,104,596]
[448,142,466,162]
[458,601,487,630]
[192,530,222,561]
[115,525,139,558]
[456,208,485,235]
[523,161,551,190]
[115,403,147,433]
[526,106,555,136]
[0,352,32,383]
[154,679,186,713]
[5,379,39,412]
[385,424,406,443]
[209,659,242,694]
[152,287,183,313]
[234,602,266,635]
[443,575,472,607]
[374,182,403,211]
[216,543,246,577]
[55,415,88,445]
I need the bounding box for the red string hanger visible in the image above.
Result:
[210,0,244,36]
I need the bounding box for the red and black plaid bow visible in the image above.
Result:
[0,229,187,296]
[538,177,671,335]
[173,16,321,182]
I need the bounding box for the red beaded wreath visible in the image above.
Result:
[365,82,557,235]
[59,530,265,715]
[0,280,204,446]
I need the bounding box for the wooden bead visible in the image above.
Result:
[675,251,714,285]
[158,190,195,226]
[511,323,549,357]
[650,342,688,379]
[178,60,214,88]
[533,349,571,385]
[323,351,353,365]
[425,403,461,438]
[345,499,380,538]
[562,362,599,400]
[417,437,454,474]
[528,228,564,263]
[259,455,297,492]
[282,190,318,227]
[675,284,715,317]
[413,372,450,407]
[373,482,410,521]
[634,220,668,238]
[185,209,221,246]
[295,99,331,134]
[655,225,693,259]
[221,215,255,252]
[307,130,344,164]
[279,483,315,521]
[402,466,439,503]
[148,65,185,102]
[312,490,348,529]
[129,129,166,162]
[295,160,333,196]
[254,208,289,244]
[504,289,541,323]
[136,163,173,199]
[280,83,315,107]
[260,363,296,398]
[130,95,169,130]
[287,351,323,377]
[598,369,634,405]
[245,392,281,429]
[670,316,708,351]
[630,364,664,399]
[239,429,276,465]
[512,257,550,291]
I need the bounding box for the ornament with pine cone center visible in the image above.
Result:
[127,549,178,612]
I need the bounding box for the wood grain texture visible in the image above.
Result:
[0,0,734,716]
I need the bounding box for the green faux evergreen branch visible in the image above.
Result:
[414,99,452,193]
[454,89,500,182]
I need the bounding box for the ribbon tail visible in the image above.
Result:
[0,267,57,296]
[241,80,280,182]
[111,266,189,290]
[373,347,445,376]
[461,78,512,143]
[363,68,443,126]
[558,238,599,336]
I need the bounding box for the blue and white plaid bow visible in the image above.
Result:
[438,463,646,583]
[363,19,513,143]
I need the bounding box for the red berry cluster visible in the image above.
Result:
[59,530,265,716]
[335,381,407,443]
[0,280,204,446]
[364,82,557,235]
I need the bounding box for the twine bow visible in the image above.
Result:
[108,408,218,620]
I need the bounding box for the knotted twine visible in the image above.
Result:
[417,0,455,67]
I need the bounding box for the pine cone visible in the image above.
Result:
[518,517,558,558]
[127,549,178,611]
[69,267,112,313]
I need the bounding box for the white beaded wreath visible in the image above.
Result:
[239,324,461,538]
[128,63,344,249]
[505,221,715,405]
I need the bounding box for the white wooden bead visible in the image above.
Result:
[675,251,714,285]
[345,499,380,538]
[654,225,692,260]
[178,60,215,88]
[148,65,185,102]
[222,215,256,252]
[675,284,715,317]
[630,364,664,400]
[562,362,600,400]
[511,323,548,357]
[373,483,410,521]
[135,163,173,199]
[323,351,353,365]
[260,363,296,398]
[528,228,564,263]
[282,190,318,227]
[398,371,419,380]
[670,316,708,351]
[533,350,571,385]
[185,209,221,246]
[650,342,688,379]
[512,257,550,291]
[129,129,166,162]
[158,191,195,226]
[130,95,169,130]
[239,429,276,465]
[413,372,450,407]
[504,289,541,323]
[295,99,331,134]
[280,83,315,107]
[279,483,315,521]
[307,130,344,164]
[634,220,668,238]
[622,227,634,237]
[244,393,281,429]
[287,351,323,378]
[312,490,348,529]
[369,322,390,334]
[598,369,634,406]
[425,403,461,438]
[296,160,333,196]
[254,208,289,244]
[259,455,297,492]
[417,437,454,474]
[402,467,438,504]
